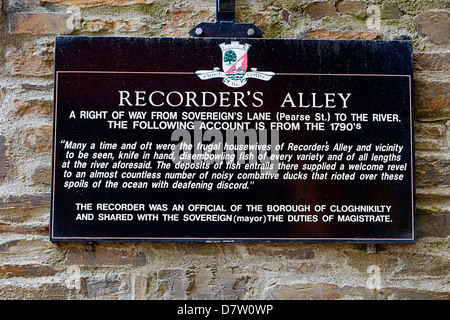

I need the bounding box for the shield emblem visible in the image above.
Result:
[195,41,273,88]
[220,42,250,79]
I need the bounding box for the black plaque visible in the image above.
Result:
[50,36,415,242]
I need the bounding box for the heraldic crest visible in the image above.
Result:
[195,41,275,88]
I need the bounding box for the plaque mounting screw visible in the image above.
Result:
[85,242,95,252]
[195,27,203,36]
[247,28,255,36]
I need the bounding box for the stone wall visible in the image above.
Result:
[0,0,448,300]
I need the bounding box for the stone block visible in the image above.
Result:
[31,165,52,185]
[0,283,69,300]
[303,29,382,40]
[79,275,123,299]
[24,125,53,153]
[414,80,450,120]
[8,12,74,34]
[7,45,53,77]
[267,283,342,300]
[0,194,50,210]
[336,1,367,18]
[414,53,450,71]
[415,153,450,187]
[304,1,339,20]
[380,2,404,19]
[42,0,154,8]
[0,264,58,278]
[67,245,147,267]
[14,100,53,117]
[414,11,450,45]
[157,268,192,300]
[0,135,9,183]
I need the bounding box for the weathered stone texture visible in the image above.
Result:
[0,135,10,183]
[336,1,367,18]
[0,283,69,300]
[414,80,450,120]
[163,7,214,37]
[0,264,58,278]
[24,125,53,153]
[14,100,53,117]
[7,51,53,76]
[380,2,404,19]
[79,274,124,299]
[31,165,52,185]
[268,283,343,300]
[303,30,382,40]
[67,245,147,267]
[42,0,155,8]
[304,1,339,20]
[0,194,50,210]
[413,11,450,45]
[157,268,192,299]
[8,13,74,34]
[6,40,54,76]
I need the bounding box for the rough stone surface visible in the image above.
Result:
[24,125,53,153]
[413,11,450,45]
[8,13,74,34]
[336,1,367,18]
[41,0,155,7]
[303,29,382,40]
[304,1,339,20]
